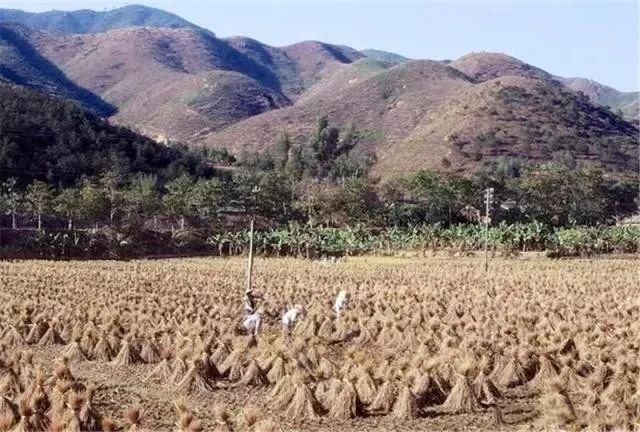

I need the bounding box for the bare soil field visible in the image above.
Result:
[0,256,638,431]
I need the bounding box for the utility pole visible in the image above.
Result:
[245,218,255,292]
[245,186,260,293]
[484,187,494,272]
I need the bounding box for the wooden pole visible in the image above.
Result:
[246,218,255,292]
[484,187,493,272]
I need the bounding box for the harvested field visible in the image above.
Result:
[0,256,638,431]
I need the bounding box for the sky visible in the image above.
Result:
[2,0,638,91]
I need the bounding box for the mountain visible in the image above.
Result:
[198,58,637,177]
[0,82,208,186]
[24,28,368,141]
[558,77,638,120]
[450,52,552,82]
[0,5,201,35]
[226,38,364,99]
[0,22,113,115]
[0,6,636,178]
[451,52,639,121]
[361,49,410,64]
[30,27,291,141]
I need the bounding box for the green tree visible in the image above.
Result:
[189,178,224,224]
[518,164,610,226]
[409,170,473,225]
[340,178,382,225]
[24,181,52,230]
[274,131,291,171]
[100,171,124,224]
[163,174,194,230]
[0,177,22,229]
[79,180,107,228]
[124,174,159,225]
[257,172,295,222]
[53,188,82,229]
[308,116,340,177]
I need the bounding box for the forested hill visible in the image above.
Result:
[0,84,210,186]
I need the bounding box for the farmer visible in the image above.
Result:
[242,308,263,337]
[334,289,348,322]
[282,304,305,336]
[243,288,263,315]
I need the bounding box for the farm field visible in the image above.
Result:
[0,256,638,431]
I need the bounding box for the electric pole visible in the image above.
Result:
[245,186,260,293]
[484,187,494,272]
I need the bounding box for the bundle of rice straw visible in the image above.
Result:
[354,367,377,406]
[438,365,481,414]
[328,379,358,420]
[269,375,296,410]
[139,339,160,364]
[368,380,396,414]
[175,359,216,394]
[266,355,287,384]
[472,370,502,406]
[111,337,140,366]
[392,383,418,419]
[238,360,268,387]
[283,375,322,421]
[92,337,114,362]
[526,355,559,392]
[537,380,576,426]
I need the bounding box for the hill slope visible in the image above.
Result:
[0,22,113,115]
[361,49,410,64]
[378,76,638,176]
[199,60,638,177]
[0,5,200,34]
[451,52,639,121]
[0,83,206,186]
[30,27,291,141]
[558,77,639,120]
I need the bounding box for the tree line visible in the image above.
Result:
[2,159,637,232]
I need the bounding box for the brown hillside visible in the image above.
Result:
[198,60,474,153]
[201,61,637,177]
[29,27,290,140]
[450,51,551,82]
[226,37,364,99]
[0,22,113,115]
[377,76,638,177]
[451,52,639,122]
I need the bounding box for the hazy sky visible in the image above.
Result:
[3,1,638,91]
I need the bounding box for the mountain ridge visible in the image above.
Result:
[0,5,637,178]
[0,5,202,35]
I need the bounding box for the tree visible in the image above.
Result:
[53,188,82,229]
[24,181,52,230]
[189,178,224,224]
[163,174,194,230]
[408,170,473,225]
[79,180,107,228]
[100,171,124,224]
[308,116,340,177]
[0,177,22,229]
[257,172,295,222]
[274,131,291,171]
[339,178,382,225]
[124,174,159,225]
[518,164,610,226]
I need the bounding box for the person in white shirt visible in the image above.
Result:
[242,309,262,337]
[334,290,348,322]
[282,304,305,335]
[243,289,263,315]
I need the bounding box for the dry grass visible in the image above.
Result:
[0,256,638,431]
